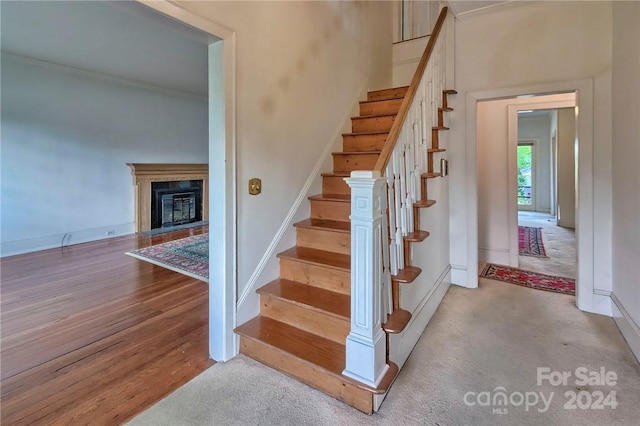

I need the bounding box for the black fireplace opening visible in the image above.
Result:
[151,180,203,229]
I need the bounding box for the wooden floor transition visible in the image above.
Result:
[0,227,212,425]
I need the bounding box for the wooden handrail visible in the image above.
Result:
[373,6,449,173]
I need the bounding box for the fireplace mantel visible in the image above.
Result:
[127,163,208,232]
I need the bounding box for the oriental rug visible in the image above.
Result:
[480,263,575,295]
[126,234,208,282]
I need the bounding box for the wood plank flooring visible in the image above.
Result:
[0,227,213,425]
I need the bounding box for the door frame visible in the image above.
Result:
[137,0,238,361]
[462,78,612,316]
[516,139,537,212]
[507,99,575,267]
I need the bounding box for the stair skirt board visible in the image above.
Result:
[388,266,451,369]
[236,82,370,323]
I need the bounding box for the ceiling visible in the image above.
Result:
[0,1,215,96]
[447,0,510,16]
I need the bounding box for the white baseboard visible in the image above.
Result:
[451,263,477,288]
[478,247,510,265]
[389,266,451,369]
[611,292,640,363]
[0,222,134,257]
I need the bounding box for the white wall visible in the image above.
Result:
[0,54,208,255]
[518,114,551,213]
[611,1,640,360]
[450,1,612,297]
[556,108,576,229]
[178,1,393,324]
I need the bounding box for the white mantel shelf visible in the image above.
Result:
[127,163,208,233]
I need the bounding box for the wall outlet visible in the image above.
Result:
[106,230,115,236]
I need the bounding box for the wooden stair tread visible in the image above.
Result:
[421,172,441,179]
[332,150,381,156]
[382,309,412,334]
[294,219,351,233]
[342,131,389,137]
[352,113,397,120]
[392,266,422,284]
[309,194,351,203]
[432,126,449,130]
[428,148,446,153]
[359,98,398,106]
[277,246,350,271]
[321,171,350,177]
[444,89,457,94]
[414,199,436,208]
[404,230,430,242]
[236,316,345,374]
[258,279,350,319]
[236,316,399,395]
[368,86,409,101]
[439,107,454,112]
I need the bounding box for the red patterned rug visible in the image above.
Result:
[125,234,208,282]
[519,226,548,258]
[480,263,575,295]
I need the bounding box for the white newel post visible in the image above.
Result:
[343,171,389,388]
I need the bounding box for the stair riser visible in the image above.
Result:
[296,228,350,255]
[310,199,351,222]
[322,176,350,195]
[342,133,387,152]
[240,337,374,414]
[351,116,395,133]
[260,294,350,345]
[279,258,350,295]
[333,153,379,173]
[359,98,403,117]
[368,87,408,102]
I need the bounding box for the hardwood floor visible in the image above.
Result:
[0,227,213,425]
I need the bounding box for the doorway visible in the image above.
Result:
[139,1,237,361]
[517,140,536,211]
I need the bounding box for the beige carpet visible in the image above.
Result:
[128,278,639,425]
[518,211,576,279]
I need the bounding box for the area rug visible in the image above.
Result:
[480,263,575,295]
[126,234,208,282]
[519,225,548,258]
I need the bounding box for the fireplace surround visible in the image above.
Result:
[127,163,208,233]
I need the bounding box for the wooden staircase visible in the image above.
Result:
[235,86,456,413]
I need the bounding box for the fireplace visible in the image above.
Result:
[151,180,203,229]
[127,163,208,233]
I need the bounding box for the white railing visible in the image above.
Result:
[343,7,450,388]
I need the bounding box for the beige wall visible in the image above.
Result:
[450,1,612,291]
[178,1,393,312]
[556,108,576,229]
[611,0,640,359]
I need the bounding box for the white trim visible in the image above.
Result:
[237,82,368,308]
[463,79,603,314]
[450,264,471,287]
[478,247,510,266]
[451,0,532,19]
[611,293,640,363]
[389,266,451,368]
[1,222,134,257]
[137,0,238,361]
